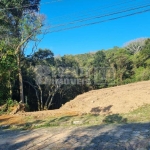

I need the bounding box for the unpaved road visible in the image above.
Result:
[0,123,150,150]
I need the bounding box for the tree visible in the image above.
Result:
[124,38,147,54]
[32,48,54,65]
[61,55,79,67]
[93,50,108,67]
[139,38,150,67]
[111,49,133,84]
[0,0,43,103]
[23,49,56,110]
[91,51,109,88]
[0,42,17,103]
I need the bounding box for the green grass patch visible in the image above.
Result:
[7,104,150,130]
[124,104,150,123]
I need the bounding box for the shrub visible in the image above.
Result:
[7,98,15,107]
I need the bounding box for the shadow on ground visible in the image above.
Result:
[103,114,127,123]
[47,115,73,126]
[0,129,41,150]
[0,122,150,150]
[90,105,112,115]
[62,123,150,150]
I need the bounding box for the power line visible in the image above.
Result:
[48,0,136,21]
[45,4,150,29]
[0,0,62,11]
[46,8,150,33]
[49,3,150,29]
[0,0,149,36]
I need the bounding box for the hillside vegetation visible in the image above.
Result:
[1,37,150,111]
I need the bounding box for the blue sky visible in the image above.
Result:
[27,0,150,56]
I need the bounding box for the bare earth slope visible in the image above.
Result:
[60,81,150,115]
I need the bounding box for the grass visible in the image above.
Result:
[1,104,150,130]
[29,104,150,129]
[18,114,104,130]
[123,104,150,123]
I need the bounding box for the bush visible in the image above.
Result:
[7,98,15,107]
[133,67,150,81]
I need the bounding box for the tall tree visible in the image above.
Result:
[111,49,133,84]
[0,0,42,103]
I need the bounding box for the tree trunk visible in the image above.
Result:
[48,94,55,109]
[120,73,123,84]
[24,81,41,111]
[44,91,51,110]
[17,54,24,103]
[38,85,43,110]
[8,71,12,98]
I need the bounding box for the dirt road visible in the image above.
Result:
[0,123,150,150]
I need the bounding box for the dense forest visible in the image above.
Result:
[0,1,150,112]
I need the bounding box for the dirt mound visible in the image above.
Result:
[60,81,150,115]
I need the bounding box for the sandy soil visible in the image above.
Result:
[61,80,150,114]
[1,81,150,125]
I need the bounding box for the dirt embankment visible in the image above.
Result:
[61,80,150,114]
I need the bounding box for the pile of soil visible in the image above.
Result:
[60,81,150,115]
